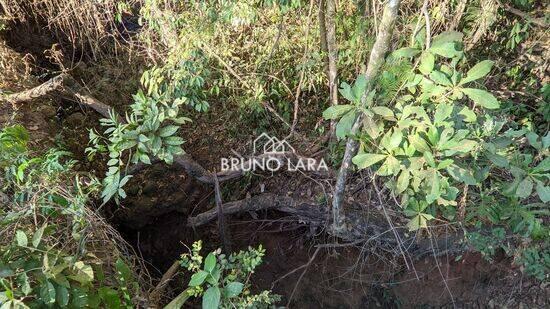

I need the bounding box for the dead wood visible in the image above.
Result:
[187,192,467,259]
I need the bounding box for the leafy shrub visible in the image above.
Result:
[166,241,280,309]
[0,125,143,308]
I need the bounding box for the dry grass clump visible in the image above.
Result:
[0,0,137,59]
[0,40,36,93]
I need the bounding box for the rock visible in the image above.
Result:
[65,112,85,127]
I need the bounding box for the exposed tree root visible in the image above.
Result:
[187,193,467,259]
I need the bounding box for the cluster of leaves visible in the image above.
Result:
[0,126,141,308]
[324,30,549,279]
[325,31,548,232]
[166,241,279,309]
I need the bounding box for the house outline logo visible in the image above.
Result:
[253,132,295,155]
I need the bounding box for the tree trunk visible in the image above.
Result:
[325,0,339,139]
[332,0,402,232]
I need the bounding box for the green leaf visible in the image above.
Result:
[377,155,400,176]
[429,71,452,86]
[70,262,94,285]
[430,40,461,58]
[322,105,354,120]
[516,177,533,199]
[419,52,435,75]
[224,282,244,298]
[485,152,509,168]
[17,273,31,296]
[533,157,550,173]
[391,47,421,59]
[352,153,387,169]
[165,288,192,309]
[336,111,356,140]
[56,285,70,307]
[32,224,46,248]
[99,287,121,309]
[431,31,464,46]
[458,106,477,122]
[352,74,368,100]
[204,253,216,273]
[16,230,28,247]
[535,181,550,203]
[434,103,453,124]
[461,88,500,109]
[189,270,209,287]
[459,60,494,85]
[371,106,395,119]
[409,134,430,153]
[202,286,221,309]
[339,82,355,102]
[447,165,477,185]
[396,170,410,194]
[40,281,56,305]
[159,125,179,137]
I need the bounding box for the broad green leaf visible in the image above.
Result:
[536,181,550,203]
[336,111,356,139]
[447,165,477,185]
[423,152,436,168]
[461,88,500,109]
[377,155,400,176]
[434,103,453,124]
[396,170,410,194]
[16,230,27,247]
[159,125,179,137]
[352,153,387,169]
[99,287,121,309]
[322,105,354,120]
[391,47,421,59]
[409,134,430,153]
[516,177,533,199]
[352,75,368,100]
[40,281,56,305]
[533,157,550,173]
[459,60,494,85]
[339,82,355,102]
[445,139,477,154]
[70,262,94,285]
[371,106,395,119]
[485,152,509,168]
[430,42,461,58]
[17,273,31,296]
[419,52,435,75]
[202,286,221,309]
[407,214,429,231]
[189,270,209,287]
[56,285,70,307]
[429,71,452,86]
[388,130,403,149]
[164,288,192,309]
[224,282,244,298]
[0,264,14,278]
[431,31,464,46]
[32,224,46,248]
[458,106,477,122]
[204,253,216,273]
